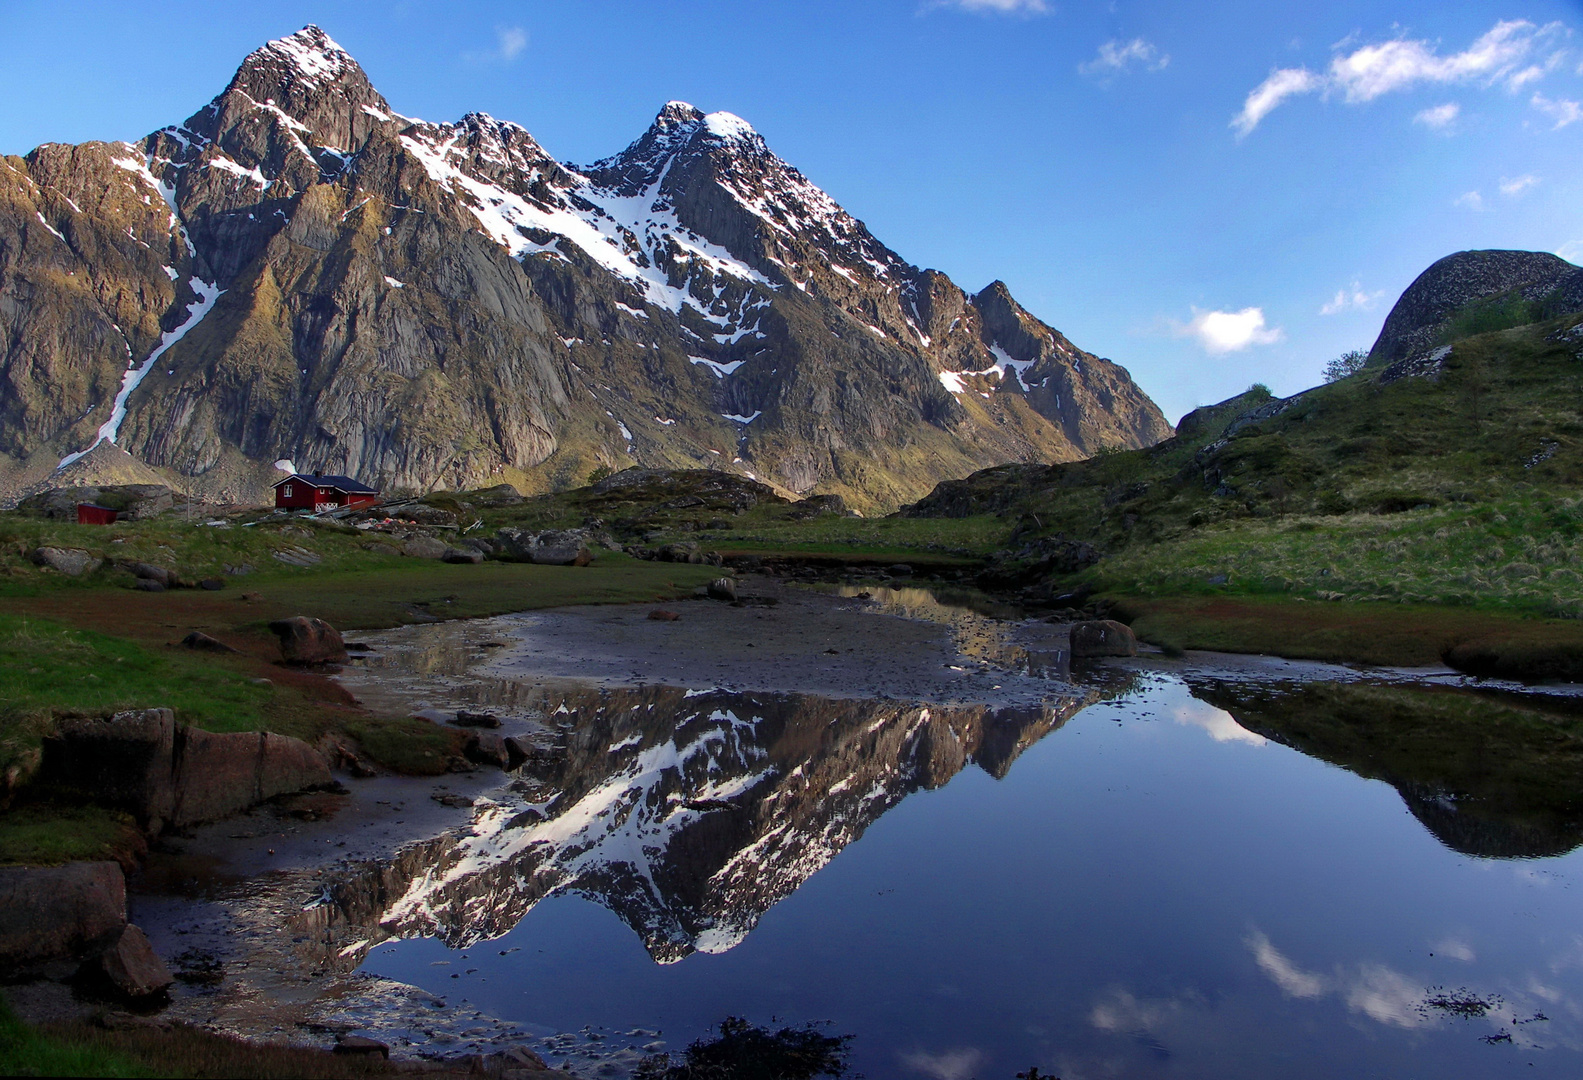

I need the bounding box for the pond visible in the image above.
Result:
[338,590,1583,1078]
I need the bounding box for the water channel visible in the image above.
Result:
[322,584,1583,1078]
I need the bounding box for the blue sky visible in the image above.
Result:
[5,1,1582,423]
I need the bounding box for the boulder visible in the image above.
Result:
[460,538,496,556]
[453,710,502,728]
[123,562,173,587]
[442,546,485,564]
[38,708,333,829]
[179,631,237,654]
[706,576,738,602]
[470,484,523,507]
[1070,619,1138,658]
[404,504,458,526]
[30,547,102,576]
[94,924,173,1000]
[334,1035,390,1059]
[463,733,510,770]
[401,536,449,560]
[133,578,166,593]
[495,528,593,566]
[199,578,225,590]
[0,862,125,965]
[268,616,348,665]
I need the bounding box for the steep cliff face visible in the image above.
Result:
[0,26,1171,510]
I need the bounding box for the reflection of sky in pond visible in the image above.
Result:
[363,675,1583,1078]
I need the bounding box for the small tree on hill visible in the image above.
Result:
[1323,349,1369,383]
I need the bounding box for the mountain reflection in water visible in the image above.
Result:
[326,680,1095,964]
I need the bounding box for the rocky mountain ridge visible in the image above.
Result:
[0,26,1170,511]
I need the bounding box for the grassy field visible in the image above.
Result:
[0,515,719,863]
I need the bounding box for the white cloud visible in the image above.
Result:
[1430,937,1476,962]
[932,0,1048,13]
[1178,307,1284,353]
[466,25,528,63]
[496,25,528,60]
[1080,38,1170,76]
[1171,701,1267,745]
[1556,240,1583,263]
[1532,91,1583,128]
[899,1049,985,1080]
[1500,173,1540,196]
[1413,102,1460,128]
[1089,988,1186,1033]
[1320,281,1385,315]
[1233,67,1324,138]
[1455,190,1486,211]
[1234,19,1568,136]
[1248,931,1328,998]
[1345,964,1430,1028]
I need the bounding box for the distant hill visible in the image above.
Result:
[904,248,1583,613]
[0,26,1169,511]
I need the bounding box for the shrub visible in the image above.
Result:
[1323,349,1369,383]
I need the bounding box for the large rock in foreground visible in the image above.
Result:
[268,616,349,665]
[0,861,125,965]
[40,708,333,830]
[93,924,174,999]
[1070,619,1138,658]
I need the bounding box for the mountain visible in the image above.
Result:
[0,26,1169,511]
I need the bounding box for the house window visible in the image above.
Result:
[283,485,292,497]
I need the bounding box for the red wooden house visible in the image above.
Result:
[272,474,380,512]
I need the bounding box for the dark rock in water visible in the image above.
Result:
[29,546,102,576]
[268,616,348,665]
[0,862,125,965]
[92,924,173,1000]
[39,708,333,828]
[707,576,738,602]
[648,609,681,621]
[454,710,502,728]
[887,563,914,577]
[179,630,237,653]
[1070,619,1138,658]
[441,546,485,564]
[464,733,512,770]
[333,1035,390,1059]
[133,578,166,592]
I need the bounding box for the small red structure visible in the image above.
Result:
[271,473,380,513]
[77,503,118,525]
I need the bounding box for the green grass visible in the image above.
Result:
[1193,679,1583,857]
[0,997,467,1079]
[0,1000,155,1078]
[1114,593,1583,675]
[0,802,144,867]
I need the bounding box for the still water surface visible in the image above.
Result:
[356,656,1583,1078]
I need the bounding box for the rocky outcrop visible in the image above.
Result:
[17,484,174,520]
[39,708,333,830]
[1369,249,1583,366]
[92,924,174,999]
[268,616,349,665]
[0,861,126,965]
[0,26,1169,513]
[1070,619,1137,657]
[494,527,593,566]
[30,547,102,576]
